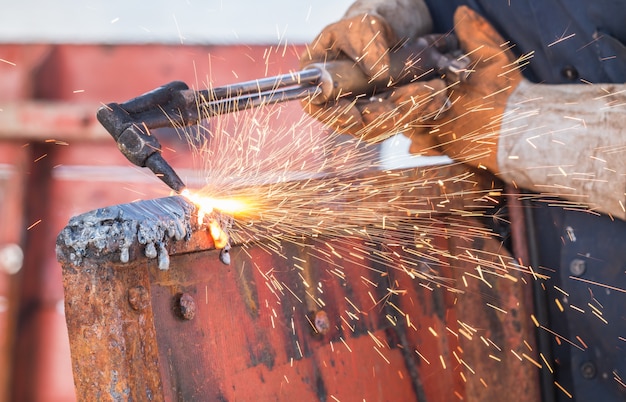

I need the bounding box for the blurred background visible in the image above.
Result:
[0,1,356,400]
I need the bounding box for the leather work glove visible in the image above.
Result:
[300,1,448,145]
[409,6,626,220]
[407,6,524,172]
[301,13,398,88]
[302,0,434,82]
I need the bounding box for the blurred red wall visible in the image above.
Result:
[0,42,317,401]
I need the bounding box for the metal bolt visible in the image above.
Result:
[561,65,579,81]
[128,286,149,311]
[176,293,196,320]
[314,310,330,335]
[569,259,586,276]
[580,361,597,380]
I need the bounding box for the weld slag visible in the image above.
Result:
[56,196,229,270]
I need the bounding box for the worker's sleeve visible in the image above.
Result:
[498,80,626,219]
[343,0,433,40]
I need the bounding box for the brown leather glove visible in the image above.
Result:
[407,6,524,172]
[302,13,398,84]
[300,13,448,145]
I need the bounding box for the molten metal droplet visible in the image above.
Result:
[209,220,229,249]
[120,246,130,263]
[157,243,170,270]
[144,242,157,259]
[219,244,231,265]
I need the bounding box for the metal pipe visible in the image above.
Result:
[201,86,322,117]
[199,68,322,103]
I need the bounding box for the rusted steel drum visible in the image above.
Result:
[57,165,540,401]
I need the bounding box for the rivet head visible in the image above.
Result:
[569,259,586,276]
[176,293,196,320]
[314,310,330,335]
[580,361,597,379]
[128,286,149,311]
[561,65,579,81]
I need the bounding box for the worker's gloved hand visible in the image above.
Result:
[303,0,434,75]
[300,12,449,144]
[303,76,448,144]
[301,13,398,86]
[407,6,524,172]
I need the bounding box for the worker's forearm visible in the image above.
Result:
[343,0,433,40]
[498,80,626,219]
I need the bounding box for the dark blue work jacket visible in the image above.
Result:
[424,2,626,401]
[425,0,626,84]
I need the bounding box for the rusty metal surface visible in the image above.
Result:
[57,196,218,401]
[150,241,418,401]
[0,41,315,401]
[448,232,539,401]
[63,257,163,401]
[58,165,540,401]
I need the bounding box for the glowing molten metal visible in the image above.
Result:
[181,188,252,249]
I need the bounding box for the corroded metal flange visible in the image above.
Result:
[56,196,230,270]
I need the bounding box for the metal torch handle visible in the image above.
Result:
[306,33,467,105]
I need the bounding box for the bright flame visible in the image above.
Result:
[181,188,251,216]
[208,220,229,249]
[181,188,254,249]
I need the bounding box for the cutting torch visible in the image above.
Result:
[97,34,468,193]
